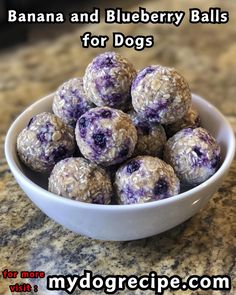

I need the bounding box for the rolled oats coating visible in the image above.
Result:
[83,52,137,109]
[128,110,166,157]
[15,51,223,206]
[164,127,221,186]
[17,112,75,173]
[53,78,94,127]
[115,156,180,205]
[165,105,201,138]
[131,65,191,124]
[48,157,112,204]
[75,106,137,166]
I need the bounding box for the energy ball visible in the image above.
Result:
[83,52,137,109]
[131,65,191,124]
[75,106,137,166]
[165,105,201,138]
[115,156,180,204]
[164,127,221,186]
[128,110,166,157]
[17,112,75,173]
[53,78,94,127]
[49,158,113,204]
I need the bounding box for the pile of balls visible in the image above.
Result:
[17,52,221,205]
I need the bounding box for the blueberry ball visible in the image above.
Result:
[115,156,180,205]
[164,127,221,186]
[53,78,94,127]
[17,112,75,173]
[131,65,191,124]
[75,107,137,166]
[49,157,113,204]
[83,52,137,110]
[128,110,166,157]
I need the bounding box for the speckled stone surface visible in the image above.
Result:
[0,0,236,294]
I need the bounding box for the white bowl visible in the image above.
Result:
[5,94,235,241]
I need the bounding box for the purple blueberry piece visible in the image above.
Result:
[100,109,112,118]
[183,128,194,135]
[37,132,46,143]
[146,111,159,122]
[36,121,52,143]
[193,146,203,158]
[78,117,87,128]
[78,117,88,138]
[154,178,168,196]
[157,100,169,111]
[145,101,169,122]
[126,160,140,174]
[192,146,209,167]
[92,132,106,149]
[199,132,215,145]
[121,185,138,204]
[95,75,114,91]
[211,152,221,169]
[131,66,156,90]
[99,92,123,107]
[93,54,116,69]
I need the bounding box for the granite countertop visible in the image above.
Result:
[0,0,236,294]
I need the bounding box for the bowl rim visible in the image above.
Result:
[5,93,236,211]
